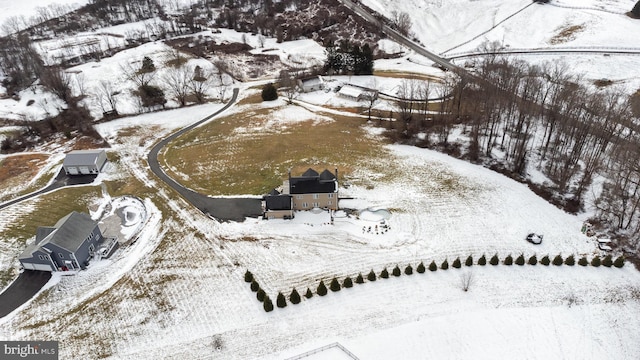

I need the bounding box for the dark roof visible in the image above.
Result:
[301,168,319,177]
[268,189,281,196]
[265,195,292,210]
[48,212,98,252]
[35,227,56,244]
[319,169,336,182]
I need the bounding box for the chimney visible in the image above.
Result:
[335,168,338,181]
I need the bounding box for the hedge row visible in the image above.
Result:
[246,254,625,311]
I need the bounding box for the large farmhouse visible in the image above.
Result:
[263,168,338,220]
[63,149,108,175]
[19,212,106,272]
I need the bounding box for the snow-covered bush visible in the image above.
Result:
[553,255,564,266]
[330,277,341,291]
[478,255,487,266]
[290,288,301,304]
[490,254,499,266]
[504,255,513,266]
[453,258,462,268]
[317,280,328,296]
[405,265,413,275]
[277,292,287,308]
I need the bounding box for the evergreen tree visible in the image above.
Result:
[356,273,364,284]
[263,296,274,312]
[367,269,377,282]
[541,255,550,266]
[405,264,413,275]
[381,268,390,278]
[490,254,499,265]
[578,256,589,266]
[138,85,166,109]
[277,292,287,308]
[504,255,513,266]
[417,262,426,273]
[602,254,613,267]
[261,83,278,101]
[465,256,473,267]
[317,280,328,296]
[633,0,640,17]
[244,270,253,283]
[250,280,259,292]
[553,255,564,266]
[478,255,487,266]
[429,261,437,271]
[591,256,601,267]
[330,277,341,291]
[343,276,354,288]
[453,258,462,268]
[257,289,266,302]
[565,255,575,266]
[304,288,313,299]
[140,56,156,73]
[515,254,525,266]
[441,259,449,270]
[290,288,301,304]
[528,255,538,265]
[392,265,401,276]
[613,256,625,268]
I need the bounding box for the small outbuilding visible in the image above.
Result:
[63,149,107,175]
[19,212,105,272]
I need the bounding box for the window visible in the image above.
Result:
[313,194,319,199]
[89,244,95,252]
[302,202,308,208]
[312,202,319,207]
[328,193,334,198]
[328,201,332,205]
[296,195,303,199]
[59,253,64,259]
[38,255,44,260]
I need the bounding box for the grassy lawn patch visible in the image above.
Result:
[161,103,392,195]
[0,154,53,202]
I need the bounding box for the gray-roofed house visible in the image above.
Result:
[19,212,104,272]
[63,149,108,175]
[262,168,338,219]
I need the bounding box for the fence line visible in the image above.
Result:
[285,342,360,360]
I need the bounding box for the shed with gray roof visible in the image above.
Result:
[63,149,107,175]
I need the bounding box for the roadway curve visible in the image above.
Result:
[147,88,262,222]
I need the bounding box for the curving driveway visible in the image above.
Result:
[147,88,262,222]
[0,270,51,318]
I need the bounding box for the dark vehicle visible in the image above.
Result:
[526,233,543,245]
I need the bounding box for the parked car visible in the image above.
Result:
[526,233,543,245]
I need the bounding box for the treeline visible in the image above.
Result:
[389,52,640,252]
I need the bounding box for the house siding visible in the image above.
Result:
[265,209,295,219]
[292,193,338,210]
[20,250,56,271]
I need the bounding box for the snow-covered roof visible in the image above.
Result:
[337,85,364,99]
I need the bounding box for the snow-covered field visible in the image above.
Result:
[0,1,639,359]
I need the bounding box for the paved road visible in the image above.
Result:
[0,168,97,211]
[147,88,262,222]
[0,270,51,318]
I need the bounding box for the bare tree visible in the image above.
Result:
[391,11,412,36]
[190,65,214,104]
[40,66,72,103]
[163,65,191,106]
[94,80,119,116]
[460,271,474,292]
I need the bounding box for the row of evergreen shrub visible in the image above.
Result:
[246,254,625,311]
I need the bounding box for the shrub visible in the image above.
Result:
[578,257,589,266]
[541,255,550,266]
[330,277,341,291]
[263,296,274,312]
[244,270,253,283]
[405,265,413,275]
[277,292,287,308]
[417,262,426,273]
[602,255,613,267]
[591,256,601,267]
[290,288,301,304]
[490,254,499,266]
[429,261,438,271]
[367,270,377,281]
[261,83,278,101]
[465,256,473,267]
[441,259,449,270]
[614,256,625,268]
[515,254,525,266]
[317,280,328,296]
[392,265,401,276]
[304,288,313,299]
[356,273,364,284]
[478,254,487,266]
[504,255,513,266]
[565,255,575,266]
[553,255,563,266]
[528,255,537,265]
[257,289,266,302]
[343,276,353,288]
[380,268,389,279]
[453,258,461,268]
[250,280,259,292]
